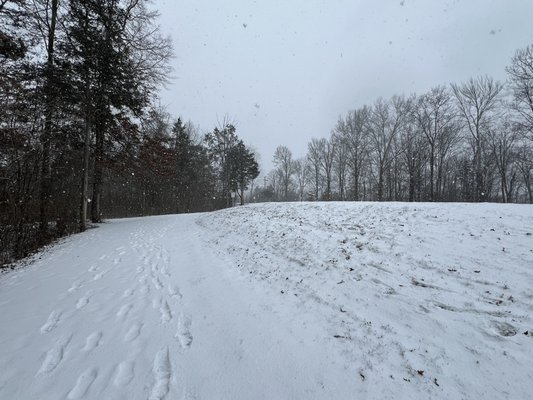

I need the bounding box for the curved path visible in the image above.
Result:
[0,214,357,399]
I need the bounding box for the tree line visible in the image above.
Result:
[0,0,258,265]
[259,44,533,205]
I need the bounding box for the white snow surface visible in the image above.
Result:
[1,202,532,399]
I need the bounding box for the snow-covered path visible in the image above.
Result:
[0,214,358,400]
[1,203,533,400]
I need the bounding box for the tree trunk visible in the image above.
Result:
[91,126,104,222]
[429,147,435,201]
[80,117,91,230]
[377,166,384,201]
[80,68,91,231]
[38,0,59,244]
[353,165,359,201]
[475,139,484,202]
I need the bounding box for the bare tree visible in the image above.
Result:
[399,119,427,201]
[307,138,323,200]
[331,131,349,200]
[292,158,309,201]
[334,107,370,200]
[507,44,533,141]
[272,145,293,200]
[319,138,335,200]
[414,86,459,201]
[488,117,519,203]
[369,96,410,201]
[515,145,533,202]
[451,76,504,201]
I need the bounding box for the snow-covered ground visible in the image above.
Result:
[1,202,532,399]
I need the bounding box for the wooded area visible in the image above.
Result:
[261,48,533,204]
[1,1,532,266]
[0,0,258,265]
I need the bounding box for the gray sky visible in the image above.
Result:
[155,0,533,172]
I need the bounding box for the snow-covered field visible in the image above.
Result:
[1,202,532,399]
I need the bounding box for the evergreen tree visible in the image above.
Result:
[225,140,260,205]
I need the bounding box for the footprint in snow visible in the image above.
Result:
[124,323,143,342]
[149,347,171,400]
[176,313,193,349]
[76,292,92,309]
[113,361,135,387]
[68,281,83,293]
[93,272,105,281]
[159,301,172,323]
[168,285,182,299]
[40,311,62,334]
[152,276,163,290]
[152,297,162,309]
[116,304,133,320]
[37,335,72,375]
[83,331,103,352]
[123,288,135,298]
[67,368,98,399]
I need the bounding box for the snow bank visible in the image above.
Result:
[198,201,533,399]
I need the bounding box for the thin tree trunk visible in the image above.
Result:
[79,63,91,231]
[80,118,91,230]
[39,0,59,244]
[91,125,104,222]
[429,148,435,201]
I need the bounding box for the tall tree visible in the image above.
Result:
[205,122,239,207]
[272,145,293,200]
[334,107,370,200]
[507,44,533,141]
[64,0,171,224]
[414,86,458,201]
[292,158,309,201]
[400,120,427,201]
[226,140,259,206]
[28,0,60,242]
[320,137,336,200]
[451,76,503,202]
[369,96,410,201]
[332,132,349,200]
[488,117,519,203]
[307,138,324,201]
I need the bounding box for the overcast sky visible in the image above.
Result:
[155,0,533,172]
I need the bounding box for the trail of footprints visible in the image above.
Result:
[36,240,193,399]
[67,368,98,399]
[149,347,172,400]
[37,335,72,375]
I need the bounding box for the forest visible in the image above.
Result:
[1,1,532,266]
[0,0,258,265]
[261,55,533,204]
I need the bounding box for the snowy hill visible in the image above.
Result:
[1,202,532,399]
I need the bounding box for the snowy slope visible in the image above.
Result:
[1,202,532,400]
[197,202,533,399]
